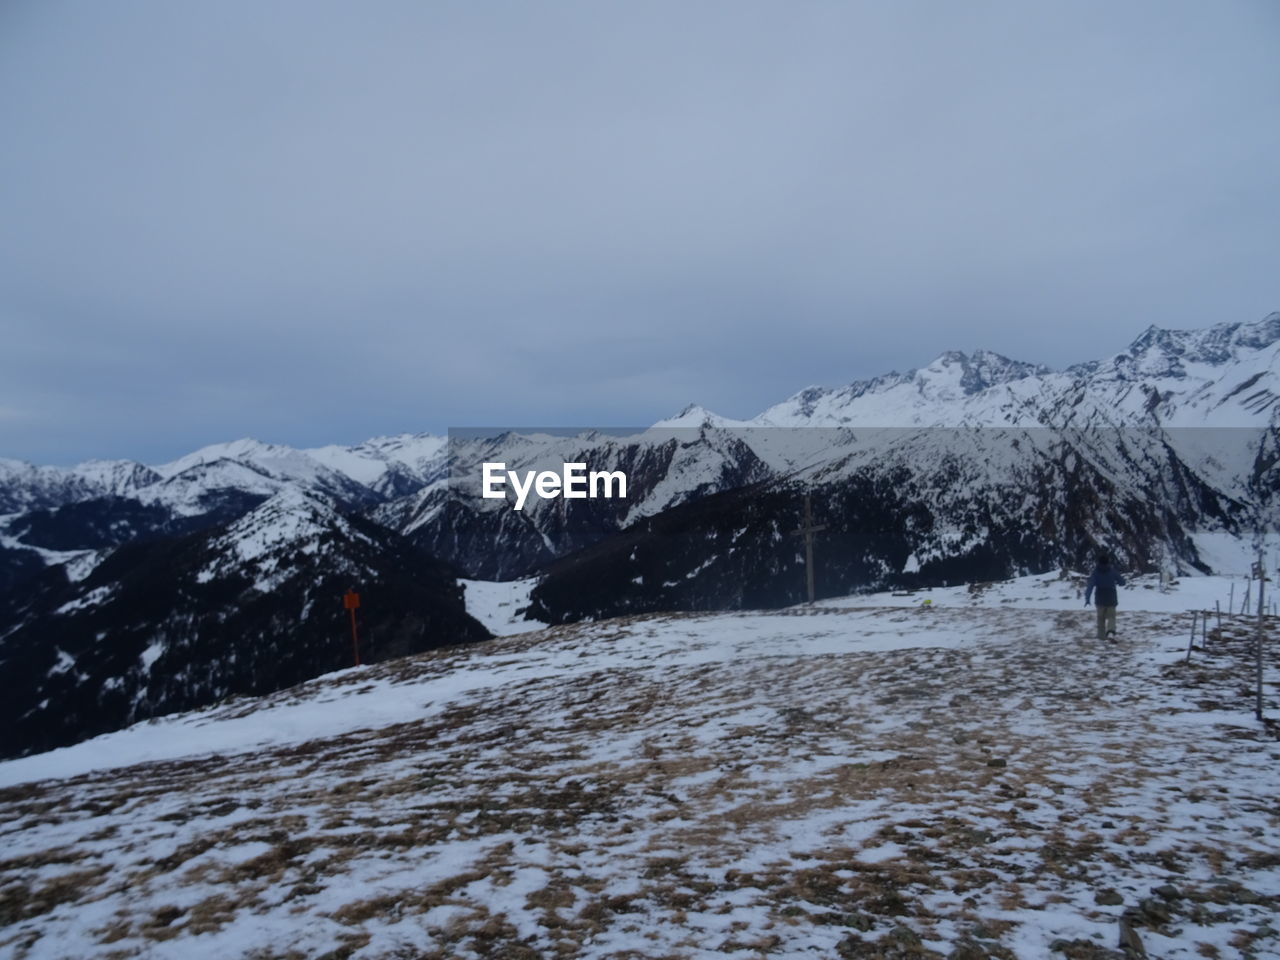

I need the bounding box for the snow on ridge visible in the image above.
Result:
[304,433,446,486]
[68,458,160,495]
[1124,311,1280,361]
[301,444,398,487]
[651,404,749,430]
[677,311,1280,431]
[196,487,367,587]
[132,458,286,517]
[0,457,51,477]
[154,437,333,485]
[4,435,447,514]
[219,487,354,559]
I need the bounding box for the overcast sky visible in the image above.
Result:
[2,1,1277,465]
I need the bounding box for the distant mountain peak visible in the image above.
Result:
[1228,311,1280,350]
[192,487,378,595]
[1124,312,1280,366]
[216,487,357,556]
[656,404,730,428]
[920,348,1051,395]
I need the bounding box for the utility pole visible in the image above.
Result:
[790,494,827,604]
[343,588,362,667]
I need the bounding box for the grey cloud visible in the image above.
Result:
[1,0,1277,462]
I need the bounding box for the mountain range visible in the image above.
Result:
[2,311,1278,756]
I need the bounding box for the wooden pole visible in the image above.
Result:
[343,589,362,667]
[790,494,827,604]
[349,606,361,667]
[803,497,815,604]
[1186,610,1198,662]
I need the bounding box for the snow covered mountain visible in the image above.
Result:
[0,488,489,759]
[305,433,447,498]
[392,314,1280,587]
[752,348,1053,426]
[525,423,1267,623]
[0,433,447,587]
[2,312,1279,751]
[751,312,1280,430]
[0,459,108,514]
[2,314,1276,586]
[0,433,445,527]
[381,427,773,580]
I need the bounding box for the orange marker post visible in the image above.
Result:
[343,589,361,666]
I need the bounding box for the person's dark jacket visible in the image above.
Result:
[1085,562,1125,607]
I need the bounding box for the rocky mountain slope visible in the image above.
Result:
[0,488,489,759]
[2,576,1276,959]
[525,422,1265,623]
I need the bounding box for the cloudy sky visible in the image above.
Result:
[1,1,1277,464]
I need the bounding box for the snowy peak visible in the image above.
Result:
[1057,313,1280,426]
[1234,310,1280,349]
[133,439,383,518]
[149,433,445,495]
[706,312,1280,430]
[142,435,446,509]
[752,348,1050,427]
[157,437,327,483]
[200,488,372,589]
[654,404,739,429]
[69,459,161,496]
[0,459,98,513]
[352,432,447,467]
[915,349,1051,399]
[304,433,446,496]
[1119,313,1280,375]
[944,349,1050,395]
[217,486,344,546]
[755,374,904,425]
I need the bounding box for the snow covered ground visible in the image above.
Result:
[460,578,539,637]
[2,575,1278,959]
[829,571,1264,615]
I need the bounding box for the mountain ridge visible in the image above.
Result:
[2,311,1276,498]
[2,310,1278,587]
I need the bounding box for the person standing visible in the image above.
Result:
[1085,552,1125,641]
